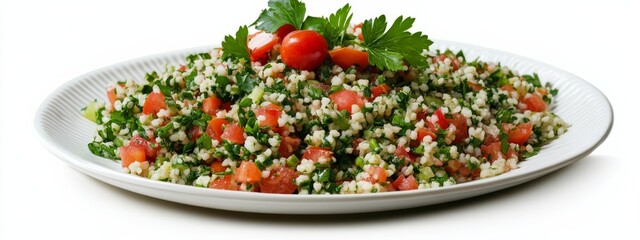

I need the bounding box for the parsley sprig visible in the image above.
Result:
[361,15,433,71]
[254,0,307,32]
[221,25,250,62]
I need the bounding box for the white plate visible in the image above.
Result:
[34,40,613,214]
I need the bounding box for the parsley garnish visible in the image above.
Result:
[254,0,306,32]
[221,25,250,62]
[320,4,353,48]
[361,15,433,71]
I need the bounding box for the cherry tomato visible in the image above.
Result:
[275,24,296,40]
[280,30,328,71]
[248,31,279,63]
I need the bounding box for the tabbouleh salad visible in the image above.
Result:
[82,0,569,194]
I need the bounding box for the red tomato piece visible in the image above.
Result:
[353,22,364,41]
[369,83,391,100]
[275,24,296,40]
[254,103,282,129]
[445,160,471,180]
[221,123,246,144]
[234,161,262,183]
[278,135,301,158]
[205,118,229,142]
[394,145,416,164]
[209,175,238,191]
[366,166,388,184]
[508,122,533,145]
[248,31,279,63]
[302,147,333,162]
[522,94,547,112]
[328,47,369,70]
[189,125,203,141]
[280,30,328,71]
[119,145,146,168]
[328,89,364,114]
[392,175,419,191]
[107,88,117,112]
[481,142,517,162]
[142,92,167,115]
[468,81,483,91]
[210,161,227,173]
[449,113,468,144]
[259,166,298,194]
[127,136,158,161]
[433,108,449,129]
[202,96,222,116]
[413,128,436,147]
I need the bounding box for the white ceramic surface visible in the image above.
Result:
[34,40,613,214]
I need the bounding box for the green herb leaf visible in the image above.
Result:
[221,25,250,62]
[254,0,306,32]
[361,15,433,71]
[322,4,353,48]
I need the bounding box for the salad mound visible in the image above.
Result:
[82,0,569,194]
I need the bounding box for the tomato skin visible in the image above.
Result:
[142,92,167,115]
[449,113,468,144]
[280,30,328,71]
[221,123,246,144]
[259,166,298,194]
[234,161,262,183]
[508,122,533,145]
[254,103,282,130]
[329,47,369,70]
[302,147,333,163]
[202,96,222,116]
[392,175,419,191]
[433,108,449,129]
[275,24,296,40]
[369,83,391,100]
[328,89,364,114]
[206,118,230,142]
[209,175,238,191]
[248,31,279,63]
[278,136,301,158]
[522,94,547,112]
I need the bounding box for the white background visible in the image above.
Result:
[1,0,637,239]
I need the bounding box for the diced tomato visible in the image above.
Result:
[275,24,296,40]
[278,135,301,158]
[501,84,514,92]
[209,175,238,191]
[352,138,364,155]
[394,145,415,164]
[280,30,328,71]
[189,125,203,141]
[248,31,279,63]
[415,108,429,121]
[433,54,461,71]
[392,175,419,191]
[365,166,387,184]
[234,161,262,183]
[445,160,471,180]
[259,166,299,194]
[521,94,546,112]
[508,122,533,145]
[202,96,222,116]
[433,108,449,129]
[210,161,227,173]
[206,118,229,142]
[302,147,333,162]
[220,102,232,111]
[127,136,158,161]
[353,22,364,41]
[481,142,517,162]
[413,128,436,147]
[107,88,117,112]
[468,81,483,91]
[449,113,468,144]
[221,123,246,144]
[328,89,364,114]
[142,92,167,115]
[369,83,391,100]
[178,65,187,71]
[254,103,282,130]
[328,47,369,70]
[119,144,146,168]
